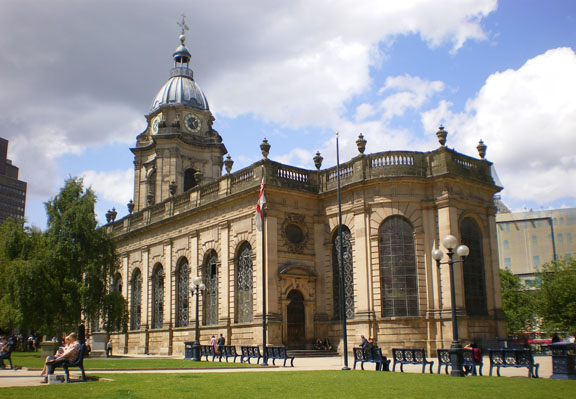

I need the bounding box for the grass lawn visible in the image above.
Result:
[1,369,575,399]
[10,351,252,369]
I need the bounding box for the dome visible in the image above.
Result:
[151,67,209,111]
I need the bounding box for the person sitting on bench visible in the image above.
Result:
[0,336,11,368]
[41,333,81,383]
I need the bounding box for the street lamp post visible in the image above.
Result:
[432,234,470,377]
[190,276,205,361]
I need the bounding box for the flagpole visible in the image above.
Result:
[336,132,350,370]
[260,164,268,366]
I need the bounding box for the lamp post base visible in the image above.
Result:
[449,344,465,377]
[191,341,201,361]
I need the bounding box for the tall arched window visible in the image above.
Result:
[378,216,419,317]
[203,250,219,325]
[236,242,253,323]
[130,269,142,330]
[332,226,354,320]
[151,264,164,329]
[175,258,189,328]
[183,168,197,191]
[461,217,488,315]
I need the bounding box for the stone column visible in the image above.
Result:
[352,204,373,320]
[219,221,230,325]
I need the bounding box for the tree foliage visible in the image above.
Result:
[499,268,537,334]
[0,177,126,337]
[535,257,576,335]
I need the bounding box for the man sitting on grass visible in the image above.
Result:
[0,336,11,368]
[41,333,81,383]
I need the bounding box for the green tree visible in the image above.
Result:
[0,177,126,338]
[535,257,576,335]
[499,268,537,334]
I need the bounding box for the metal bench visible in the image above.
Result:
[240,346,263,364]
[353,347,390,371]
[199,345,216,361]
[55,344,87,383]
[265,346,295,367]
[437,349,483,376]
[217,345,239,363]
[392,348,434,374]
[489,348,539,378]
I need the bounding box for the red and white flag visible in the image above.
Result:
[255,175,266,231]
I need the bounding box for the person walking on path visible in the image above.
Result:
[106,339,113,357]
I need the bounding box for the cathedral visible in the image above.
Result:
[106,27,507,356]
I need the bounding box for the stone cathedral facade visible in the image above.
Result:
[105,30,507,356]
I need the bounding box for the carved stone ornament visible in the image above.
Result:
[224,155,234,174]
[477,139,487,159]
[436,125,447,146]
[356,133,367,154]
[260,138,271,159]
[281,213,308,253]
[313,151,323,170]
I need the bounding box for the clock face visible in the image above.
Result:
[151,114,161,134]
[185,113,202,133]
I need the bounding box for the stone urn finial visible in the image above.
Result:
[127,199,135,214]
[169,180,177,196]
[260,138,271,159]
[313,151,323,170]
[436,125,447,146]
[194,170,203,184]
[146,193,154,206]
[224,155,234,174]
[356,133,367,154]
[477,139,487,160]
[106,208,117,223]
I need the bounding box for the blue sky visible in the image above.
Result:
[1,0,575,229]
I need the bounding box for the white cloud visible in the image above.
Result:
[81,169,133,205]
[439,47,576,205]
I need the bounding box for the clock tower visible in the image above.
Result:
[131,19,227,212]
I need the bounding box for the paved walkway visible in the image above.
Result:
[0,355,554,388]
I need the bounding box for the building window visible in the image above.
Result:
[531,235,538,246]
[461,218,488,316]
[557,234,563,245]
[504,258,512,270]
[236,242,253,323]
[183,168,198,191]
[378,215,418,317]
[203,250,219,326]
[332,226,355,320]
[130,269,142,330]
[533,256,540,268]
[567,233,572,244]
[175,258,189,328]
[503,240,509,250]
[151,264,164,329]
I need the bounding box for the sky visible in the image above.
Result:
[1,0,576,229]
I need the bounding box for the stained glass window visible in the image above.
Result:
[461,218,488,315]
[378,216,419,317]
[332,226,354,320]
[203,251,218,325]
[130,269,142,330]
[175,259,189,327]
[151,264,164,329]
[236,243,253,323]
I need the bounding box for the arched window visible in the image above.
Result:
[378,216,419,317]
[203,250,219,325]
[151,264,164,329]
[236,242,253,323]
[461,217,488,315]
[183,168,197,191]
[332,226,354,320]
[175,258,189,328]
[130,269,142,330]
[146,168,156,205]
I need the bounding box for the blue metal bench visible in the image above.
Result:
[392,348,434,374]
[265,346,295,367]
[199,345,216,361]
[437,348,483,376]
[217,345,239,363]
[57,344,87,382]
[489,348,539,378]
[240,346,263,364]
[353,347,390,371]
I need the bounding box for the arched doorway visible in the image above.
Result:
[287,290,305,348]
